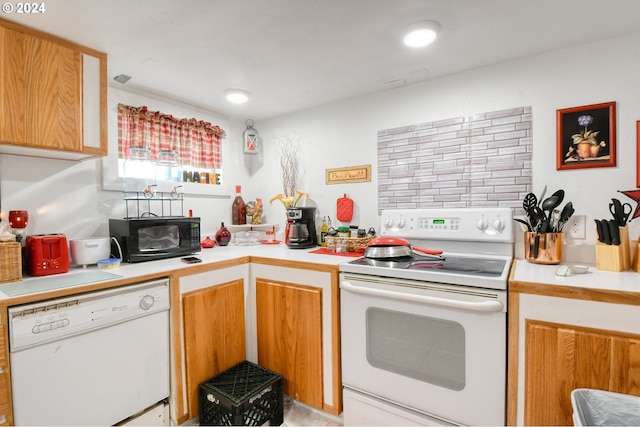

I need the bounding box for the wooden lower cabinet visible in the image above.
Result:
[256,278,323,409]
[524,320,640,426]
[0,322,11,425]
[182,279,246,418]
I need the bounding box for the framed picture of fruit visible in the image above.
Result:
[556,101,616,170]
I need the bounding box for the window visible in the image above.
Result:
[117,104,225,192]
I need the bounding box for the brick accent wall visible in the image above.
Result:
[377,106,532,213]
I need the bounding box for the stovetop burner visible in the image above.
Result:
[348,255,506,278]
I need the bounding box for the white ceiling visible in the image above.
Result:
[5,0,640,121]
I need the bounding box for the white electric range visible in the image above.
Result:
[340,207,514,426]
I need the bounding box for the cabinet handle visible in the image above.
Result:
[341,280,504,312]
[0,415,6,424]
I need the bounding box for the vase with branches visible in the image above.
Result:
[270,133,308,208]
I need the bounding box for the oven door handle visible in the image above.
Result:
[341,281,504,312]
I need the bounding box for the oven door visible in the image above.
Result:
[340,273,506,426]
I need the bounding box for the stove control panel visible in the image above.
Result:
[380,208,513,242]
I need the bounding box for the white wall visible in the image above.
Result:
[253,32,640,262]
[0,86,249,239]
[1,32,639,262]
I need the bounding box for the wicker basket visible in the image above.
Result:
[0,241,22,283]
[347,236,373,253]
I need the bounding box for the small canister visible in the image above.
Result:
[349,225,359,238]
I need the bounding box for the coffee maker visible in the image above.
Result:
[286,207,317,248]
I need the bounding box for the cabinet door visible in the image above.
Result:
[256,278,323,409]
[0,323,11,426]
[525,320,640,426]
[0,25,82,151]
[182,280,246,418]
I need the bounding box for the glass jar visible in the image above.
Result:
[155,149,182,192]
[123,146,155,194]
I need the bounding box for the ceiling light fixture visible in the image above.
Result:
[225,89,250,104]
[403,20,440,48]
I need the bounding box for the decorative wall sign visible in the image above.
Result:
[326,164,371,184]
[556,101,616,170]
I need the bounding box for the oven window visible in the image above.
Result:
[366,307,465,391]
[138,225,180,251]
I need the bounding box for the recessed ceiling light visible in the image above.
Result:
[225,89,250,104]
[403,20,440,48]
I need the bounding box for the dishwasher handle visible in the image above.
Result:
[341,280,504,312]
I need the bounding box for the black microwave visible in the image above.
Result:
[109,217,201,263]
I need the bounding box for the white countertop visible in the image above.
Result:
[511,258,640,294]
[0,244,353,300]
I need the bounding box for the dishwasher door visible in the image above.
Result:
[9,279,170,426]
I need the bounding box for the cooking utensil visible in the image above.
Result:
[541,195,560,222]
[607,219,621,245]
[537,185,547,208]
[513,218,532,232]
[528,207,545,232]
[522,192,537,225]
[550,189,565,206]
[523,192,537,212]
[610,198,632,226]
[365,237,444,260]
[557,202,574,232]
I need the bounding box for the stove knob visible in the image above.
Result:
[493,217,506,232]
[384,217,394,229]
[476,216,489,232]
[396,218,406,229]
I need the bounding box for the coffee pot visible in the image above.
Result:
[286,207,317,249]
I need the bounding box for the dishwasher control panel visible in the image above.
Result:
[9,279,169,352]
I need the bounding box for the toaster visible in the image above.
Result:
[26,234,70,276]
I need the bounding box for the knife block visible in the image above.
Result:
[596,225,630,271]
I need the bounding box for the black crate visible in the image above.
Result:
[199,361,284,426]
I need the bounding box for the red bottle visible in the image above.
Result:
[231,185,246,225]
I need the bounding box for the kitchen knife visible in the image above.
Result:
[600,219,612,245]
[594,219,604,243]
[607,219,620,245]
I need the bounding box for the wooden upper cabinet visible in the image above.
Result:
[0,18,107,158]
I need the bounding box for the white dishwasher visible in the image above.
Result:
[9,278,170,426]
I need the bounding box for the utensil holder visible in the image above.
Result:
[596,225,631,271]
[524,232,563,265]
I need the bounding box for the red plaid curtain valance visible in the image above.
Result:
[117,103,225,169]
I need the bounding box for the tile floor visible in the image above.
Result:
[281,397,343,426]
